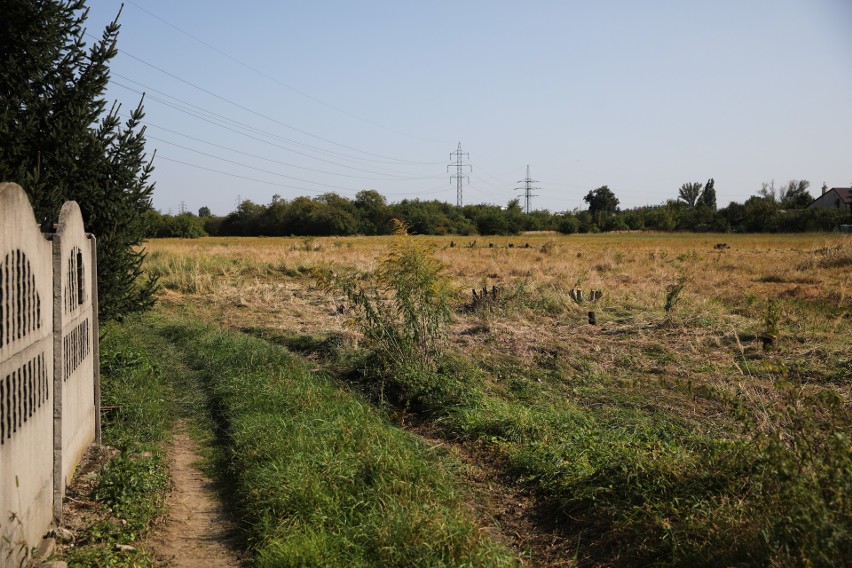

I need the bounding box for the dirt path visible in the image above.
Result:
[149,425,243,567]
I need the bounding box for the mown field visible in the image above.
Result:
[95,232,850,567]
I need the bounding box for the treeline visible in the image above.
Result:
[144,182,850,239]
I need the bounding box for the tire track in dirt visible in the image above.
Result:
[149,425,243,567]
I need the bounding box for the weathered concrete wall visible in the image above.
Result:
[53,201,97,520]
[0,183,55,566]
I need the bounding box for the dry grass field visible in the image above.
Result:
[139,232,850,566]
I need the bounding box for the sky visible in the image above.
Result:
[84,0,852,215]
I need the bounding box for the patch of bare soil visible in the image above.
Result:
[58,443,121,541]
[408,422,580,567]
[148,427,243,567]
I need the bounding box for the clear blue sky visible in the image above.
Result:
[85,0,852,215]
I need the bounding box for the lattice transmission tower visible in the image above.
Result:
[448,142,471,207]
[516,165,539,213]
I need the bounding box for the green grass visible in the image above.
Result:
[64,320,173,567]
[141,315,517,567]
[60,312,520,566]
[273,320,850,566]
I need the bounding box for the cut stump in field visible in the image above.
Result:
[149,426,242,567]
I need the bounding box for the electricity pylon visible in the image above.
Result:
[448,142,471,207]
[516,165,539,213]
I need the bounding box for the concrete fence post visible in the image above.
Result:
[89,235,101,445]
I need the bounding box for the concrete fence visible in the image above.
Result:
[1,182,99,565]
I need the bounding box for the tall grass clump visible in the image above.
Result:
[663,275,688,322]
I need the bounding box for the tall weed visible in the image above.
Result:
[317,221,453,373]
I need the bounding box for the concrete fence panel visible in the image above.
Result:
[52,201,97,520]
[0,182,100,565]
[0,183,55,565]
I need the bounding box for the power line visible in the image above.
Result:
[516,165,540,213]
[99,36,442,166]
[465,182,501,201]
[155,154,455,199]
[110,78,444,179]
[157,155,329,194]
[448,142,471,207]
[140,119,442,182]
[126,0,439,144]
[146,135,364,192]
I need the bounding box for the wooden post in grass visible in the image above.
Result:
[570,288,603,325]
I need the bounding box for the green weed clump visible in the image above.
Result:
[318,221,454,372]
[317,221,474,413]
[154,319,515,567]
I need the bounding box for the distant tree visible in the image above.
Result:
[220,199,265,235]
[354,189,391,235]
[621,208,648,230]
[743,195,780,232]
[311,204,359,236]
[466,204,509,235]
[584,186,620,215]
[758,180,778,202]
[141,209,166,238]
[281,196,319,235]
[657,202,680,232]
[198,206,212,217]
[0,0,156,321]
[392,199,475,235]
[504,198,525,234]
[699,178,717,210]
[157,213,206,238]
[575,210,597,233]
[778,179,812,209]
[202,215,224,236]
[260,197,289,235]
[524,209,559,231]
[556,213,580,234]
[678,182,703,208]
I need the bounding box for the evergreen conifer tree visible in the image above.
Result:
[0,0,156,321]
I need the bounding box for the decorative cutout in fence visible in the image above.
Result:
[1,352,49,445]
[65,246,86,314]
[0,249,43,347]
[62,318,90,380]
[0,182,100,566]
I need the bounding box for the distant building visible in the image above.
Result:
[809,186,852,210]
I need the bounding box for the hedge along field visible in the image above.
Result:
[142,232,851,566]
